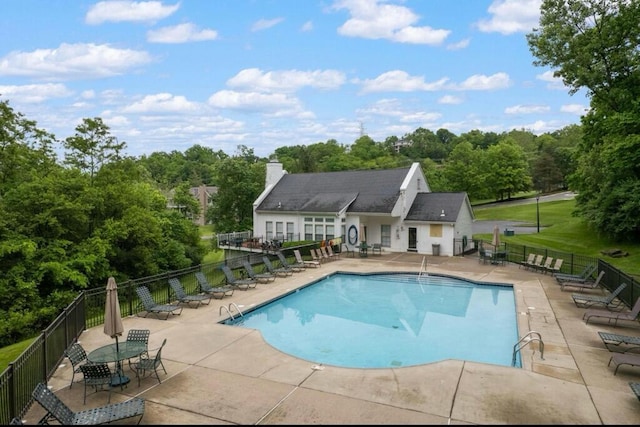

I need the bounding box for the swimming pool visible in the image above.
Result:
[224,272,521,368]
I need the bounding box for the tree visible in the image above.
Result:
[485,139,532,201]
[527,0,640,240]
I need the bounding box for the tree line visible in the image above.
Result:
[1,0,639,346]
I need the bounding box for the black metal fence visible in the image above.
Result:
[2,241,639,424]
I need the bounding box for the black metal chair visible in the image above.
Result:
[132,338,167,386]
[126,329,150,369]
[80,363,116,404]
[64,342,90,388]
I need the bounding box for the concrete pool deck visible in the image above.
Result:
[24,252,640,424]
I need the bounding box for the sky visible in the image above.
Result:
[0,0,590,159]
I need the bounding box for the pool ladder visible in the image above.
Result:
[219,302,244,320]
[418,256,427,279]
[512,331,544,366]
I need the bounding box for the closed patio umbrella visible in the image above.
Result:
[492,225,500,249]
[359,224,366,244]
[104,276,126,385]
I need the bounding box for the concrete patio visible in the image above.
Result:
[22,252,640,424]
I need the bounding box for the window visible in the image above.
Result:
[304,224,313,241]
[276,222,284,240]
[430,224,443,237]
[326,225,335,240]
[381,224,391,247]
[286,222,294,241]
[265,221,273,240]
[315,224,324,241]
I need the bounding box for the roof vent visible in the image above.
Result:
[440,209,445,217]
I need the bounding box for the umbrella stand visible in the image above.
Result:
[110,336,130,387]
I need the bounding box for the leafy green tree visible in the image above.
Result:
[485,139,532,201]
[528,0,640,239]
[442,141,488,200]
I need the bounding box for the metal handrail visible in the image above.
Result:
[512,331,544,366]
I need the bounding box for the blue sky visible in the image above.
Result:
[0,0,589,158]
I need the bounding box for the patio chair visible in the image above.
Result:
[195,271,235,299]
[609,351,640,375]
[555,263,597,283]
[221,264,257,290]
[262,256,293,277]
[598,331,640,353]
[583,296,640,326]
[518,253,536,269]
[313,248,328,263]
[135,286,183,320]
[64,342,90,388]
[544,258,563,275]
[371,243,382,255]
[80,363,115,404]
[275,251,304,272]
[125,329,150,369]
[132,338,167,386]
[561,270,605,292]
[526,254,545,272]
[32,382,145,425]
[294,249,320,268]
[572,283,627,309]
[168,278,211,308]
[242,260,276,283]
[479,248,492,265]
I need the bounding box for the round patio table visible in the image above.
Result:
[88,341,147,386]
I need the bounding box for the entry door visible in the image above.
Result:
[408,227,417,252]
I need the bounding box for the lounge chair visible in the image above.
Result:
[195,272,235,299]
[561,270,605,292]
[518,253,536,269]
[327,244,340,259]
[294,249,320,268]
[555,263,597,283]
[598,331,640,353]
[275,251,304,272]
[312,248,327,264]
[135,286,183,320]
[32,382,145,425]
[526,254,544,272]
[262,256,293,277]
[544,258,563,275]
[168,278,211,308]
[583,296,640,326]
[536,256,554,273]
[630,382,640,401]
[572,283,627,309]
[242,260,276,283]
[320,246,334,261]
[220,264,257,290]
[609,351,640,375]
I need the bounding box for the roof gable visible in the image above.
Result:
[405,192,469,222]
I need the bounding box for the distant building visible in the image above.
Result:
[166,184,218,226]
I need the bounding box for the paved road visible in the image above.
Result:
[472,191,575,235]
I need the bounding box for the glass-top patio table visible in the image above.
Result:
[88,341,147,386]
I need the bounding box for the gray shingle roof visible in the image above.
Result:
[256,167,411,213]
[405,192,468,222]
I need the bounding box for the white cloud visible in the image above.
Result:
[446,38,470,50]
[333,0,450,45]
[85,1,180,24]
[456,72,511,90]
[208,90,301,111]
[0,43,152,80]
[476,0,541,35]
[560,104,588,114]
[0,83,72,103]
[438,94,463,104]
[358,70,449,94]
[301,21,313,32]
[121,93,200,113]
[505,104,550,114]
[536,70,567,89]
[147,23,219,43]
[251,18,284,32]
[227,68,345,93]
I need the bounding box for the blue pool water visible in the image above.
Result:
[224,272,521,368]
